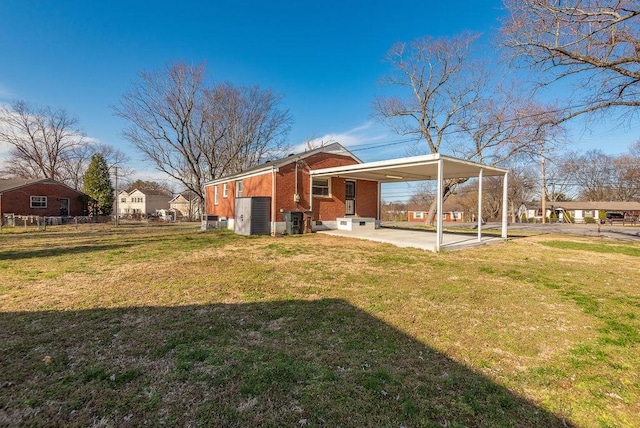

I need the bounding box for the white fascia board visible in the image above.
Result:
[205,167,277,186]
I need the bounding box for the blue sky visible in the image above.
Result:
[1,0,638,193]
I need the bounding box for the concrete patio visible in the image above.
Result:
[318,226,504,252]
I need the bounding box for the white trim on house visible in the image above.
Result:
[311,153,508,251]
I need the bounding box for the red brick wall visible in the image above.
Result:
[1,183,87,217]
[407,211,464,222]
[312,178,378,221]
[204,152,380,221]
[408,211,425,222]
[205,172,273,218]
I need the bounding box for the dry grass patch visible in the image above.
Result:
[1,224,638,426]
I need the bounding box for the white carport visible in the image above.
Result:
[310,153,509,252]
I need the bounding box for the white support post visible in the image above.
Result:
[477,168,483,242]
[377,181,381,222]
[436,159,444,251]
[501,171,509,239]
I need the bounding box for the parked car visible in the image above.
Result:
[606,212,625,222]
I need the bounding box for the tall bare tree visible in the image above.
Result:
[0,100,84,181]
[115,62,292,210]
[373,33,560,223]
[563,149,615,200]
[62,143,132,190]
[501,0,640,121]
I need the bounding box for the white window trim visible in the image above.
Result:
[30,196,47,208]
[223,183,228,198]
[236,180,243,198]
[214,185,219,205]
[312,178,331,198]
[413,211,424,219]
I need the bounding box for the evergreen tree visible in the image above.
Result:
[83,154,114,216]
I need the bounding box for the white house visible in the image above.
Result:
[169,191,201,220]
[118,188,172,217]
[519,201,640,223]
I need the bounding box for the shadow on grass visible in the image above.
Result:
[0,244,133,261]
[0,300,573,427]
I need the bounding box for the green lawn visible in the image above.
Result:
[1,224,638,427]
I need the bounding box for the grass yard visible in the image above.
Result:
[1,224,639,427]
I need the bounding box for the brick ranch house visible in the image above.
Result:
[204,143,379,234]
[0,178,88,224]
[407,202,465,222]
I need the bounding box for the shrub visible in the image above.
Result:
[585,216,596,224]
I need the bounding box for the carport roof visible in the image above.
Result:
[309,153,508,182]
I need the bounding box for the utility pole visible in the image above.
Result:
[541,144,546,224]
[114,166,119,227]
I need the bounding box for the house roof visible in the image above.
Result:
[205,142,361,185]
[407,202,464,212]
[0,178,86,195]
[310,153,508,183]
[169,191,199,203]
[126,188,172,197]
[550,201,640,211]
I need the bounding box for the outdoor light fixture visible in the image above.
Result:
[385,175,403,179]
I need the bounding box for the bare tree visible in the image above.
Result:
[373,33,560,223]
[374,33,485,155]
[501,0,640,121]
[563,149,615,200]
[115,62,293,210]
[62,143,132,190]
[0,100,84,181]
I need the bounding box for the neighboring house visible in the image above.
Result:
[204,143,379,234]
[169,191,201,220]
[118,188,172,217]
[519,201,640,223]
[0,178,88,223]
[407,203,465,222]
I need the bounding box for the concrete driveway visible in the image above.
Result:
[318,221,640,252]
[318,226,503,252]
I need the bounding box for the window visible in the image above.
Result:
[30,196,47,208]
[312,178,330,197]
[414,211,423,219]
[223,183,228,198]
[214,185,219,205]
[236,180,243,197]
[120,197,126,203]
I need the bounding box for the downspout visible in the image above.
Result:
[271,168,276,235]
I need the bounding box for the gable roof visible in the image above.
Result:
[169,191,199,203]
[0,178,86,195]
[552,201,640,211]
[127,188,172,197]
[205,142,361,185]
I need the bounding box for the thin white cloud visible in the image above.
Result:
[0,84,13,100]
[291,121,388,153]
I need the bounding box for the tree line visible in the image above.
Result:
[1,1,638,221]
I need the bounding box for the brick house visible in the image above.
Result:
[204,143,380,234]
[0,178,88,223]
[407,202,465,222]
